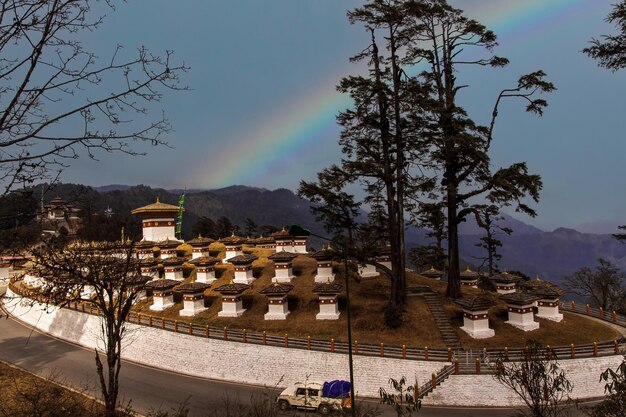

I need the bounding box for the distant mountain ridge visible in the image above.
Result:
[42,183,626,283]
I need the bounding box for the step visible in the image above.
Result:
[420,293,462,350]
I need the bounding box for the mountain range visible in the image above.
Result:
[40,183,626,284]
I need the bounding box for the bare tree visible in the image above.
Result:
[30,239,150,417]
[563,258,625,311]
[494,340,572,417]
[0,0,188,193]
[471,205,512,277]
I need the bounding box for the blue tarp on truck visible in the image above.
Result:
[322,380,351,398]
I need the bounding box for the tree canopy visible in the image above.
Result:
[584,1,626,71]
[0,0,188,193]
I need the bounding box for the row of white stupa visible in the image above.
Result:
[130,198,385,280]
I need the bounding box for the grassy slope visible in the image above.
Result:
[0,361,102,417]
[133,245,620,349]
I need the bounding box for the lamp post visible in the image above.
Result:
[288,224,356,416]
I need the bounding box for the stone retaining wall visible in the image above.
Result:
[422,354,623,406]
[5,289,623,406]
[3,289,447,398]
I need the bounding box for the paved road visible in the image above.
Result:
[0,310,590,417]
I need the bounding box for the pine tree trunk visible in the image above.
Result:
[446,185,462,299]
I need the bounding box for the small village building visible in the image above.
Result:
[229,254,258,284]
[358,262,378,278]
[38,196,81,236]
[292,235,308,254]
[311,247,335,283]
[131,198,182,242]
[375,246,392,270]
[260,282,294,320]
[161,256,187,281]
[421,266,444,280]
[272,228,294,253]
[533,286,564,322]
[214,281,250,317]
[460,267,480,288]
[186,236,214,260]
[139,258,159,279]
[220,234,245,262]
[147,279,179,311]
[256,236,276,250]
[501,292,540,331]
[268,250,298,283]
[156,238,180,260]
[134,240,156,259]
[455,297,495,339]
[175,282,210,316]
[491,272,521,294]
[313,281,343,320]
[188,256,219,284]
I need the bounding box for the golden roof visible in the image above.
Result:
[131,197,182,215]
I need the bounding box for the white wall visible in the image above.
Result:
[5,290,622,405]
[421,355,623,406]
[4,290,446,398]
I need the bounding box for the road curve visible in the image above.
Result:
[0,308,586,417]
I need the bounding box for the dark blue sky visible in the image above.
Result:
[62,1,626,233]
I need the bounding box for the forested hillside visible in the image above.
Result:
[4,183,625,284]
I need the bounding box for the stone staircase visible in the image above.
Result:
[408,286,461,350]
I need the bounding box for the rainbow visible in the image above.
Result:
[191,71,351,188]
[193,0,597,189]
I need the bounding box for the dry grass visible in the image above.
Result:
[134,247,621,349]
[0,361,102,417]
[435,284,621,349]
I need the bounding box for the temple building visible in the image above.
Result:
[272,228,294,253]
[311,246,335,283]
[501,292,540,331]
[421,266,444,280]
[175,282,210,316]
[214,281,250,317]
[229,254,258,284]
[491,271,521,294]
[162,256,186,281]
[260,282,294,320]
[455,297,495,339]
[255,236,276,250]
[313,281,343,320]
[39,196,81,236]
[156,238,180,259]
[268,250,298,283]
[460,267,479,288]
[375,245,392,270]
[186,235,213,260]
[358,262,378,279]
[147,279,179,311]
[189,256,219,284]
[131,198,181,242]
[135,240,156,259]
[220,234,245,262]
[292,234,308,254]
